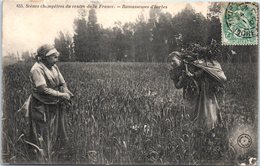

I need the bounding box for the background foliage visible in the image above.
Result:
[4,3,258,63]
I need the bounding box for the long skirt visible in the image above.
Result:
[184,79,224,161]
[185,78,222,131]
[28,96,68,163]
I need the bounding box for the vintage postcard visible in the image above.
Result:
[1,0,259,165]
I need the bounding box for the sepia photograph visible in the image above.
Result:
[1,0,258,165]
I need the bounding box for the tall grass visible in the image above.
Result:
[2,62,257,164]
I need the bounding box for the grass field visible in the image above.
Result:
[2,62,258,164]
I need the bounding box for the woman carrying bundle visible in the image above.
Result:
[168,48,227,131]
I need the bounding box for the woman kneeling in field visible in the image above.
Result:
[168,50,226,131]
[22,44,73,162]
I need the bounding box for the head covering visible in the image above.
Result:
[37,44,59,57]
[168,51,182,61]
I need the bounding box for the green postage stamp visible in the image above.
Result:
[221,2,258,45]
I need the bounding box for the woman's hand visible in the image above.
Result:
[179,75,184,82]
[64,88,74,98]
[186,71,194,77]
[67,91,74,98]
[59,92,71,100]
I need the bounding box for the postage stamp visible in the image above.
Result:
[221,2,258,45]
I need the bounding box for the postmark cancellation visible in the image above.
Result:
[221,2,258,45]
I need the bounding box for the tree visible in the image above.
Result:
[171,4,208,49]
[122,22,135,61]
[207,3,222,44]
[206,3,229,62]
[108,22,134,62]
[111,22,126,61]
[73,9,88,62]
[99,28,113,61]
[54,31,73,61]
[149,9,172,62]
[133,11,151,62]
[85,9,101,61]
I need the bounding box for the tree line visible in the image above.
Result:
[7,3,257,63]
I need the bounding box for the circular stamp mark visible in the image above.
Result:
[237,134,252,148]
[225,2,257,38]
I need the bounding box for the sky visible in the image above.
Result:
[2,0,209,56]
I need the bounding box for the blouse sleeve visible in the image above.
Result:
[37,85,61,97]
[30,69,61,97]
[30,69,47,87]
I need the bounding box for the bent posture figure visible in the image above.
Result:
[168,51,226,130]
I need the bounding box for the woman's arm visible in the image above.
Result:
[60,83,74,97]
[174,75,184,89]
[185,68,204,78]
[36,85,62,97]
[169,69,184,89]
[31,69,70,100]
